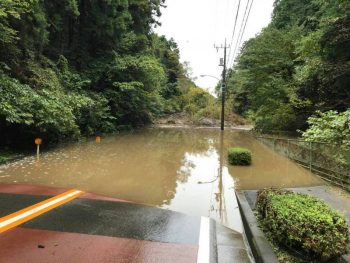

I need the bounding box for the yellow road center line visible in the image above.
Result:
[0,189,84,233]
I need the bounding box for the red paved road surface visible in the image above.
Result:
[0,228,198,263]
[0,184,201,263]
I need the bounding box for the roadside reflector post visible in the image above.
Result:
[35,138,42,159]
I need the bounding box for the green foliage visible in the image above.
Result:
[226,26,298,130]
[0,69,79,143]
[0,0,34,44]
[256,188,349,261]
[302,110,350,146]
[227,147,252,165]
[0,0,205,148]
[226,0,350,132]
[181,86,221,122]
[254,103,297,131]
[0,149,19,163]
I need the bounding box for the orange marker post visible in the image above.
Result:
[95,136,101,143]
[35,138,42,159]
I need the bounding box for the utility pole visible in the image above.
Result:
[215,40,229,131]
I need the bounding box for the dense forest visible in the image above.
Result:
[226,0,350,143]
[1,0,349,150]
[0,0,219,148]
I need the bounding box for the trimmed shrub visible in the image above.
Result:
[256,188,349,261]
[228,147,252,165]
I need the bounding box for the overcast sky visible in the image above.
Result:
[155,0,275,93]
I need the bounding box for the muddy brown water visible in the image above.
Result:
[0,128,323,232]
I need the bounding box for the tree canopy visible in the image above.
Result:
[0,0,210,148]
[226,0,350,133]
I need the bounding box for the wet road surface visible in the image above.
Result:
[0,183,252,263]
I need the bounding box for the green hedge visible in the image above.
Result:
[256,189,349,261]
[228,147,252,165]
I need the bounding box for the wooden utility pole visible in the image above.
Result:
[215,40,229,131]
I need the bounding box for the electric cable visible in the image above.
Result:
[227,0,242,68]
[231,0,255,69]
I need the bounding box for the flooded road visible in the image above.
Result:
[0,128,322,232]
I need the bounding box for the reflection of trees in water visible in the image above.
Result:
[139,129,219,204]
[146,129,216,153]
[87,128,217,206]
[177,156,195,183]
[148,129,216,183]
[3,128,236,207]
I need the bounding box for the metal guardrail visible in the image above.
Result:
[254,135,350,190]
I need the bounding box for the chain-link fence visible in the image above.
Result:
[254,135,350,190]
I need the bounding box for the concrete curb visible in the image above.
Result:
[235,191,279,263]
[209,219,218,263]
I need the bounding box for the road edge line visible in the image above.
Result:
[0,189,84,233]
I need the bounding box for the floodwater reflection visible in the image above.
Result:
[0,128,322,232]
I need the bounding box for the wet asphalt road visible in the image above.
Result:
[0,184,252,263]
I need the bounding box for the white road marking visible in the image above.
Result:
[197,216,211,263]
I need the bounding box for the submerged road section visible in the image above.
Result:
[0,183,252,263]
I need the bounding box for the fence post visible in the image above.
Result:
[309,141,312,173]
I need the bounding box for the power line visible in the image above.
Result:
[231,0,255,69]
[227,0,242,68]
[231,0,251,67]
[237,0,254,57]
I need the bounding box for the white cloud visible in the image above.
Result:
[155,0,275,94]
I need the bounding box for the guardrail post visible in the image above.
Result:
[309,141,312,173]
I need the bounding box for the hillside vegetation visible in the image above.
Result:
[227,0,350,141]
[0,0,220,148]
